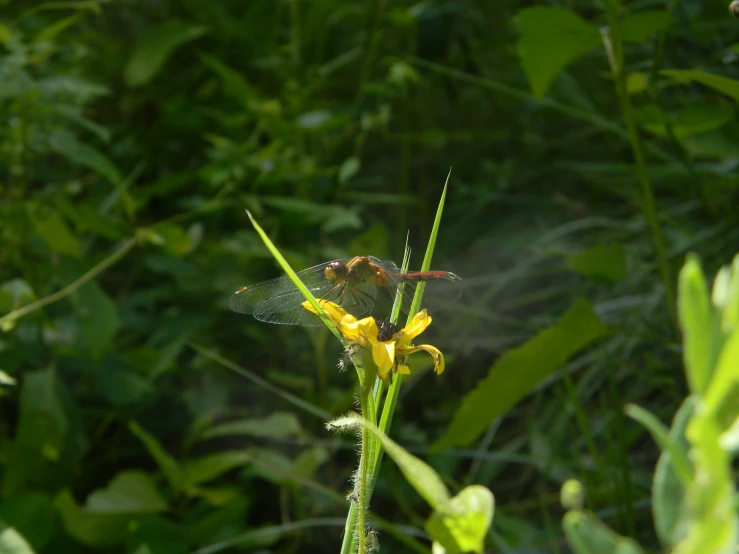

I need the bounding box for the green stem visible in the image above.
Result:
[0,236,138,329]
[602,5,677,327]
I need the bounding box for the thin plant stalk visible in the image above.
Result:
[601,3,677,327]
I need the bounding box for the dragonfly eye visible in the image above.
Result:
[325,262,347,283]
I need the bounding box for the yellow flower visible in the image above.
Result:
[302,300,445,381]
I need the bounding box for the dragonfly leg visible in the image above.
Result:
[320,283,344,303]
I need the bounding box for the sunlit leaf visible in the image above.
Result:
[517,7,601,98]
[678,255,722,396]
[426,486,494,554]
[125,22,207,87]
[0,519,35,554]
[338,156,361,184]
[435,298,608,450]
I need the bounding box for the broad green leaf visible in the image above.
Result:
[563,510,645,554]
[71,281,119,360]
[426,486,494,554]
[678,255,721,396]
[125,23,207,87]
[0,493,54,551]
[333,413,452,512]
[0,371,16,386]
[517,7,601,98]
[662,70,739,103]
[86,471,168,514]
[48,132,122,185]
[338,157,360,184]
[620,11,671,43]
[0,519,35,554]
[568,243,626,283]
[129,422,182,492]
[201,412,303,440]
[54,490,129,547]
[435,298,608,449]
[28,205,81,259]
[716,253,739,333]
[291,446,329,478]
[626,72,648,94]
[653,398,694,549]
[181,451,252,489]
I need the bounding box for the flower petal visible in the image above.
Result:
[397,310,432,346]
[398,344,445,375]
[373,339,395,380]
[396,363,411,375]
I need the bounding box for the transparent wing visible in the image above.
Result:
[229,259,348,315]
[252,281,377,326]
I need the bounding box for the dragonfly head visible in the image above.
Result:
[325,261,348,284]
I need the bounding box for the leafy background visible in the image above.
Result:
[1,0,738,552]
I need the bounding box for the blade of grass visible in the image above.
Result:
[245,210,341,340]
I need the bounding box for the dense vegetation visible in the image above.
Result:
[1,1,738,552]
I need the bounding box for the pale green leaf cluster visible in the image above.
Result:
[563,254,739,554]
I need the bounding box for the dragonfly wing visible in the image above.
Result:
[385,274,463,317]
[229,259,348,316]
[252,289,325,326]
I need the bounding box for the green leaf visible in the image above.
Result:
[426,486,494,554]
[71,281,119,360]
[0,519,36,554]
[678,255,722,396]
[181,451,252,489]
[201,412,303,440]
[662,69,739,103]
[635,105,733,138]
[338,157,361,184]
[124,22,206,87]
[86,471,168,514]
[653,398,694,549]
[48,132,122,185]
[703,327,739,429]
[14,368,67,462]
[568,243,627,283]
[28,205,81,259]
[626,72,648,94]
[563,510,645,554]
[332,413,452,511]
[0,493,54,551]
[620,11,671,43]
[54,490,129,548]
[129,422,182,492]
[434,298,608,450]
[33,13,82,43]
[517,7,601,98]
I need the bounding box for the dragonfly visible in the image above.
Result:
[229,256,461,326]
